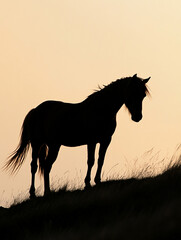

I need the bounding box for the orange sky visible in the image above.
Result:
[1,0,181,207]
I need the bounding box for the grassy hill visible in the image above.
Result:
[1,165,181,240]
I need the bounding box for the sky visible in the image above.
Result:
[1,0,181,207]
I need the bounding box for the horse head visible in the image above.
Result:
[125,74,150,122]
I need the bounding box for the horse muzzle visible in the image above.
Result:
[131,114,142,122]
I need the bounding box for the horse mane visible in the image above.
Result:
[86,77,128,101]
[86,76,150,102]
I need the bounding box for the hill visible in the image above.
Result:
[1,166,181,240]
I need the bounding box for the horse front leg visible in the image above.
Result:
[85,143,96,188]
[43,145,60,196]
[94,138,111,185]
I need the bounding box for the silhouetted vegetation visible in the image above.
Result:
[1,165,181,240]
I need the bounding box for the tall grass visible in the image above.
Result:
[1,158,181,239]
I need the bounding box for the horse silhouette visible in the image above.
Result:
[5,74,150,198]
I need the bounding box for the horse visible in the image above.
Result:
[5,74,150,198]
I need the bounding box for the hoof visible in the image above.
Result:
[29,187,36,199]
[94,178,101,185]
[84,183,91,190]
[30,192,36,199]
[44,190,51,197]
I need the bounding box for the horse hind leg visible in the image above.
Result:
[38,144,49,174]
[30,146,39,198]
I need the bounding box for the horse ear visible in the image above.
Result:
[133,74,137,78]
[143,77,151,84]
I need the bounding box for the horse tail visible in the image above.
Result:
[4,109,35,174]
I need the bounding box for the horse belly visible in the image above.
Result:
[43,121,104,146]
[59,122,115,147]
[41,117,88,146]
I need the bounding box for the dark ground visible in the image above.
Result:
[1,166,181,240]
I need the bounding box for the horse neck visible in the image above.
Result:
[107,92,124,116]
[86,79,129,116]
